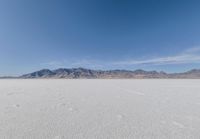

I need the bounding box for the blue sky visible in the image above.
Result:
[1,0,200,75]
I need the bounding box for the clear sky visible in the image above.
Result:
[1,0,200,75]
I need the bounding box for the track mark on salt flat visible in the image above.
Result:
[7,92,16,96]
[172,121,185,129]
[55,103,66,108]
[7,92,23,96]
[114,85,145,96]
[54,135,64,139]
[124,89,145,96]
[6,104,20,109]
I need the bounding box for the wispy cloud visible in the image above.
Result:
[40,61,64,68]
[42,47,200,69]
[183,47,200,54]
[41,59,105,69]
[113,47,200,66]
[69,59,104,69]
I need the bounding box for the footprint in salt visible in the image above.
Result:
[13,104,20,108]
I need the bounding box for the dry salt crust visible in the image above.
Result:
[0,79,200,139]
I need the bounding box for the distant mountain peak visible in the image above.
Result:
[17,68,200,79]
[21,69,55,78]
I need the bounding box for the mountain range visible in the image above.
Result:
[11,68,200,79]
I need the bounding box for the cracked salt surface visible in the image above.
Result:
[0,79,200,139]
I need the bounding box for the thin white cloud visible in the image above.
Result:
[41,61,64,68]
[42,59,105,69]
[113,47,200,66]
[69,59,105,69]
[183,47,200,54]
[42,47,200,68]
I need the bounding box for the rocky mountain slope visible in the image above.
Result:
[18,67,200,79]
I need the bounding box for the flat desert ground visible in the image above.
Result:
[0,79,200,139]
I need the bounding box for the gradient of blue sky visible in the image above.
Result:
[1,0,200,75]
